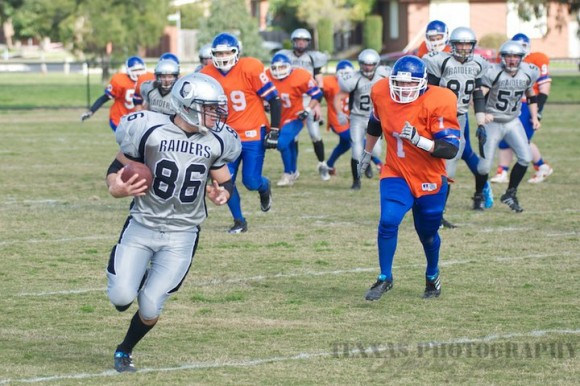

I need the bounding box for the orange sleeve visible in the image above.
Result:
[323,75,349,133]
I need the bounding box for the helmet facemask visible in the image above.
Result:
[212,47,239,72]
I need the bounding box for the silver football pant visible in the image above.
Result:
[303,95,321,142]
[446,114,467,179]
[350,114,382,161]
[477,118,531,175]
[107,218,197,320]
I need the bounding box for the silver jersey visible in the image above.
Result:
[140,80,174,115]
[423,52,490,114]
[115,111,242,231]
[482,62,539,122]
[338,66,391,117]
[276,49,328,76]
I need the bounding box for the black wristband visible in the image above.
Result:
[367,119,383,137]
[107,159,124,176]
[537,92,548,113]
[219,179,235,197]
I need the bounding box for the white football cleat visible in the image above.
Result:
[528,164,553,183]
[277,173,295,187]
[490,170,508,183]
[318,162,331,181]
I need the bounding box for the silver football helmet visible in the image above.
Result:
[358,49,381,78]
[198,43,212,63]
[449,27,477,62]
[170,73,228,134]
[291,28,312,53]
[499,40,526,72]
[154,59,180,93]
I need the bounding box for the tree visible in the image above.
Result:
[0,0,24,49]
[510,0,580,38]
[196,0,266,60]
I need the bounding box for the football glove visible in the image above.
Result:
[399,121,420,145]
[80,111,93,122]
[476,124,487,158]
[357,150,372,180]
[264,127,280,149]
[337,112,348,126]
[297,107,311,121]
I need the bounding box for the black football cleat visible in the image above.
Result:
[228,219,248,234]
[114,351,136,373]
[365,278,393,301]
[440,217,457,229]
[259,182,272,212]
[423,274,441,299]
[500,188,523,213]
[472,193,485,211]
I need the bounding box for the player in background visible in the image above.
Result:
[134,53,179,111]
[138,59,180,115]
[266,53,323,186]
[106,73,241,372]
[491,33,553,184]
[358,56,459,301]
[416,20,452,58]
[80,56,146,131]
[335,48,390,190]
[473,40,540,212]
[277,28,330,181]
[322,60,354,180]
[201,32,281,234]
[194,43,213,72]
[423,26,493,226]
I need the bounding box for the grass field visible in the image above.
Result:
[0,74,579,385]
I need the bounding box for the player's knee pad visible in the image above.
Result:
[242,175,263,191]
[107,284,137,310]
[378,221,399,238]
[137,289,163,321]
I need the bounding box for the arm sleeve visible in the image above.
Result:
[431,139,458,159]
[268,97,282,128]
[89,94,111,113]
[427,73,441,86]
[472,88,486,114]
[537,92,548,113]
[366,115,383,137]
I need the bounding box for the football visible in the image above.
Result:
[120,162,153,190]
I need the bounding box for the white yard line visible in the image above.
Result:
[16,251,574,297]
[0,329,577,384]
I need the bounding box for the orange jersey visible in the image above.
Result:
[525,52,550,94]
[417,41,451,58]
[322,75,349,133]
[105,72,138,127]
[371,80,459,197]
[201,57,278,142]
[266,68,321,125]
[133,72,156,105]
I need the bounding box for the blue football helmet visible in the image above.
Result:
[270,53,293,80]
[125,56,146,81]
[335,60,354,77]
[389,55,427,104]
[425,20,449,52]
[511,33,531,56]
[159,52,180,65]
[211,32,240,72]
